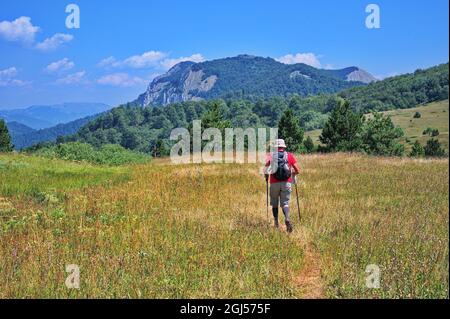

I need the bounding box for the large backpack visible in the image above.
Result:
[274,151,291,181]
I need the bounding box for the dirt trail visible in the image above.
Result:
[292,227,325,299]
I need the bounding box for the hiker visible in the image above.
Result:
[264,139,300,233]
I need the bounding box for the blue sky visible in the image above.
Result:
[0,0,448,109]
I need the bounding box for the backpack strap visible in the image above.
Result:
[284,152,291,170]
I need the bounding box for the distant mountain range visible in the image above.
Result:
[7,114,102,150]
[135,54,377,106]
[0,102,111,129]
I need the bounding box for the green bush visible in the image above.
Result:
[33,142,150,166]
[409,140,425,157]
[424,139,447,158]
[96,144,149,165]
[303,136,315,153]
[423,127,440,137]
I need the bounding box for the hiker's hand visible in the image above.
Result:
[293,174,298,184]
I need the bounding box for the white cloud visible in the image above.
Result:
[44,58,75,73]
[98,51,166,69]
[276,53,322,68]
[0,16,40,44]
[97,52,205,70]
[97,56,120,68]
[0,67,18,78]
[0,67,27,86]
[56,71,86,85]
[160,53,205,70]
[36,33,74,52]
[123,51,167,69]
[0,17,73,53]
[97,73,146,87]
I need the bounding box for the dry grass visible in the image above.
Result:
[298,153,449,298]
[0,152,448,298]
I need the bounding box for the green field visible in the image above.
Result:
[0,152,448,298]
[306,100,449,152]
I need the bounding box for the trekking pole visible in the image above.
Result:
[266,178,269,223]
[294,180,301,223]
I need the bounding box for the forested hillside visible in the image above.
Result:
[341,63,448,113]
[13,115,100,150]
[135,55,374,106]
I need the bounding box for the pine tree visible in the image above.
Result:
[319,100,363,152]
[304,136,315,153]
[0,119,13,152]
[362,112,404,156]
[409,140,425,157]
[278,108,304,153]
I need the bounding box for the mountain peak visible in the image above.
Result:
[345,67,378,84]
[135,54,376,106]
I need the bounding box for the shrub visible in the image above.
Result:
[303,136,315,153]
[413,112,422,119]
[423,127,440,137]
[34,142,150,166]
[96,144,149,165]
[424,139,446,157]
[409,140,425,157]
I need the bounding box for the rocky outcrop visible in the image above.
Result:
[136,62,218,106]
[290,71,311,80]
[346,68,377,84]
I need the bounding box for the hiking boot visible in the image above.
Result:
[286,221,293,233]
[272,207,279,228]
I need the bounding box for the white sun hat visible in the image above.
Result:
[273,139,287,148]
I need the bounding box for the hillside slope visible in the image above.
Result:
[342,63,448,113]
[12,114,101,150]
[135,55,375,106]
[305,99,449,151]
[6,121,35,137]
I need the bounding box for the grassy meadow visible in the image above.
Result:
[306,99,449,152]
[0,152,448,298]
